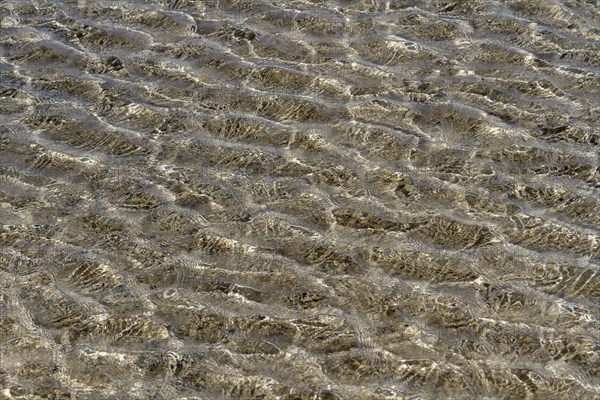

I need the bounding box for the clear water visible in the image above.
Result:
[1,0,599,398]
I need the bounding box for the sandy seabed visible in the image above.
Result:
[1,0,599,399]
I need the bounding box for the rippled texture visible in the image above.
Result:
[1,0,600,398]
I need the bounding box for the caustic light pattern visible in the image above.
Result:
[0,0,599,399]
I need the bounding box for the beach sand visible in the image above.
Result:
[1,0,599,398]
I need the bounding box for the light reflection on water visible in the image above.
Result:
[0,0,599,398]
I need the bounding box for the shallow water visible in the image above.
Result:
[1,0,599,398]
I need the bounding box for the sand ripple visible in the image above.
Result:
[1,0,599,398]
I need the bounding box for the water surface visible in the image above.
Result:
[1,0,599,398]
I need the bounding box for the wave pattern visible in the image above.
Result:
[1,0,599,398]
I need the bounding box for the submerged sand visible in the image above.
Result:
[1,0,599,398]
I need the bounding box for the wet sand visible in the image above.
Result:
[1,0,599,398]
